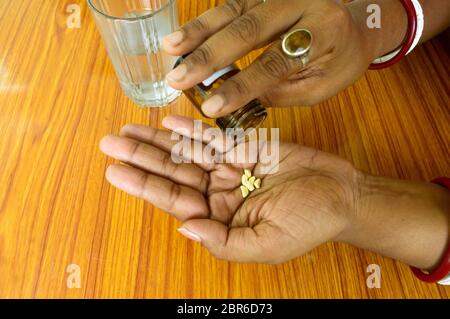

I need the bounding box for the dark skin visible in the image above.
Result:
[100,116,359,263]
[100,116,450,269]
[100,0,450,270]
[164,0,450,116]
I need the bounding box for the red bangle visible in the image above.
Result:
[410,178,450,284]
[369,0,418,70]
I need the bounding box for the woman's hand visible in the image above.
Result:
[100,116,449,267]
[163,0,378,117]
[100,115,361,263]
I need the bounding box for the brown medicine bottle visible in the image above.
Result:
[174,56,267,131]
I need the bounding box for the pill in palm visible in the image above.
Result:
[243,179,255,191]
[240,186,250,198]
[240,170,262,198]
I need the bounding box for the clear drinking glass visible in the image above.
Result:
[87,0,180,107]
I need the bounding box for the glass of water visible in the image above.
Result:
[87,0,180,107]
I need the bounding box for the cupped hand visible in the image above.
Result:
[100,116,362,264]
[163,0,376,117]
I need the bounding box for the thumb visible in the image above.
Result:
[178,219,269,263]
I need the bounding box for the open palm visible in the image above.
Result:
[100,116,360,264]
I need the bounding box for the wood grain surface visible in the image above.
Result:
[0,0,449,299]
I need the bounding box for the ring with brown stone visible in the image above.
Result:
[281,29,313,68]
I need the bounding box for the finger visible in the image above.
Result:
[163,115,261,171]
[162,115,215,142]
[178,219,279,263]
[166,1,302,90]
[100,135,209,193]
[120,124,180,155]
[162,115,237,153]
[106,164,209,221]
[260,70,331,107]
[119,124,215,171]
[201,20,331,118]
[262,56,368,107]
[163,0,263,56]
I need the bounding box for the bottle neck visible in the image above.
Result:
[216,99,267,131]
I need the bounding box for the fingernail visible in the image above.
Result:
[164,30,184,46]
[202,95,225,117]
[178,227,202,242]
[167,64,187,82]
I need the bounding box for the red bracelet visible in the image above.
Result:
[369,0,418,70]
[410,178,450,284]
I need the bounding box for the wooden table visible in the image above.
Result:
[0,0,448,299]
